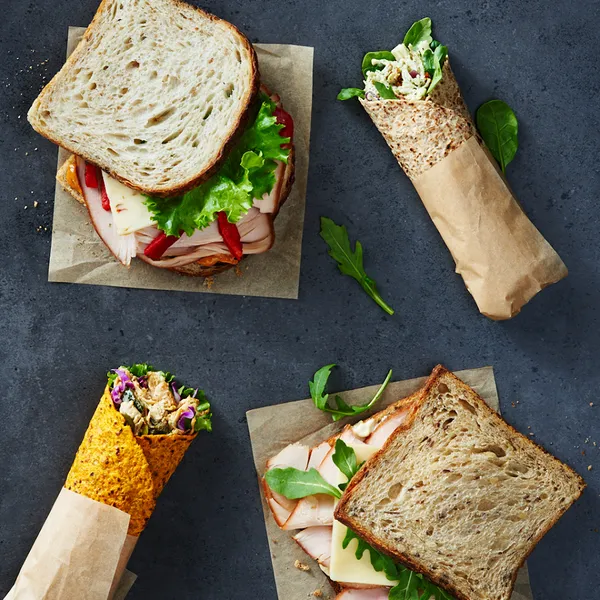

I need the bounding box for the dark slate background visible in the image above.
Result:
[1,1,599,598]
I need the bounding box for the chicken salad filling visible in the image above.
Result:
[108,364,212,436]
[338,17,448,102]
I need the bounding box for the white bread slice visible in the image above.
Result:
[29,0,259,196]
[335,365,585,600]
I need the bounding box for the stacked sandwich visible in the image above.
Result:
[28,0,295,277]
[263,366,584,600]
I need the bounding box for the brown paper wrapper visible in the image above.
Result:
[247,367,534,600]
[5,488,137,600]
[48,27,314,300]
[361,64,567,319]
[65,386,195,536]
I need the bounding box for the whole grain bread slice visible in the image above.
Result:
[29,0,259,197]
[335,365,585,600]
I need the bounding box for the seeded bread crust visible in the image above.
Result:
[56,145,295,278]
[335,365,586,600]
[29,0,260,197]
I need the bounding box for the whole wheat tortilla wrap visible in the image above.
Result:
[7,365,212,600]
[342,19,567,319]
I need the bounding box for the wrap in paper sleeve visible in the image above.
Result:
[6,367,211,600]
[361,61,567,319]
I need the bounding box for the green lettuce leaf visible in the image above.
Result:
[145,96,291,237]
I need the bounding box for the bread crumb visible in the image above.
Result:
[312,590,323,597]
[204,276,214,289]
[235,264,243,277]
[591,402,594,407]
[588,465,593,471]
[294,560,310,572]
[33,200,39,208]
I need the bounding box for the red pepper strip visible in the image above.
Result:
[84,162,99,188]
[274,106,294,141]
[217,211,243,261]
[99,178,111,212]
[144,231,181,261]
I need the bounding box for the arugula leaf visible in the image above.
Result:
[309,363,336,412]
[337,87,366,101]
[373,82,397,99]
[309,364,393,422]
[403,17,433,47]
[145,96,290,236]
[265,467,342,499]
[476,99,518,173]
[361,51,396,77]
[320,217,394,316]
[390,571,421,600]
[332,439,363,491]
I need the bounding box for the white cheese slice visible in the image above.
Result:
[330,444,397,586]
[102,172,155,235]
[330,520,396,586]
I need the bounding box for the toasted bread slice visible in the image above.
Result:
[29,0,259,197]
[56,147,295,278]
[335,365,585,600]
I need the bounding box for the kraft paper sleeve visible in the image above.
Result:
[5,488,134,600]
[413,137,567,319]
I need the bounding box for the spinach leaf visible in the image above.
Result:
[309,363,393,422]
[265,467,342,499]
[476,99,518,173]
[362,51,396,77]
[332,439,362,490]
[422,48,436,78]
[403,17,433,47]
[428,44,448,93]
[373,82,397,99]
[338,87,366,101]
[320,217,394,316]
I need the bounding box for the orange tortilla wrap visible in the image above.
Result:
[65,386,196,536]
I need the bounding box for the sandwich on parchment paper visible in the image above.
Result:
[7,364,212,600]
[28,0,295,277]
[262,366,584,600]
[338,18,567,320]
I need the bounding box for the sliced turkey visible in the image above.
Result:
[283,493,336,530]
[308,441,332,469]
[293,526,333,568]
[255,161,285,214]
[76,157,137,266]
[366,406,413,448]
[335,588,390,600]
[264,443,310,523]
